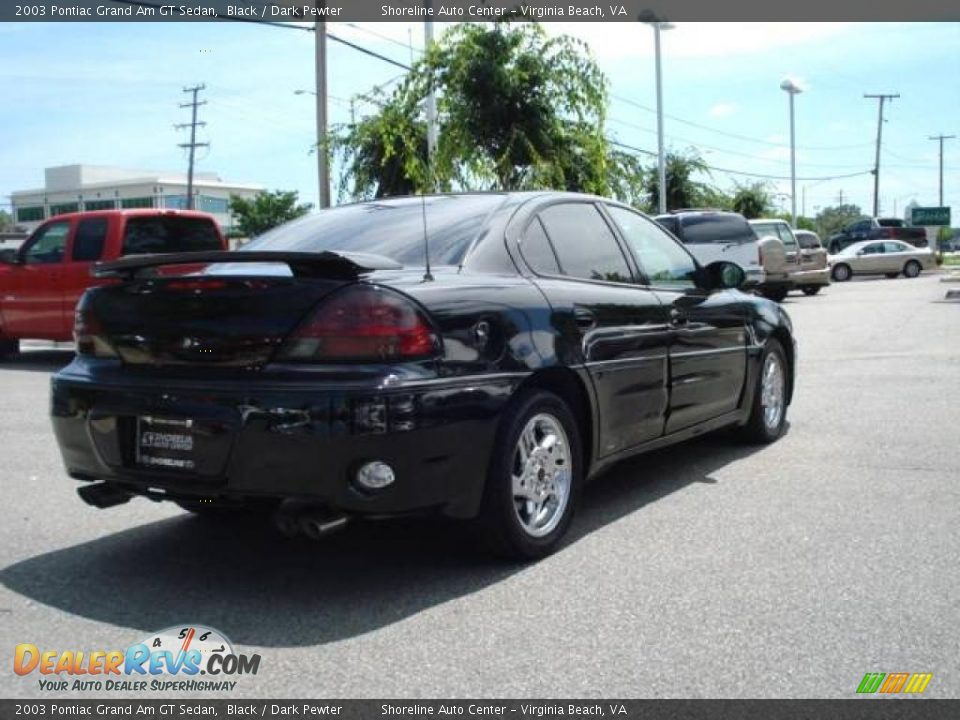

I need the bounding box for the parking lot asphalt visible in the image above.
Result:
[1,274,958,699]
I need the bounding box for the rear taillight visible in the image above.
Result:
[276,284,440,363]
[758,246,764,265]
[73,305,118,358]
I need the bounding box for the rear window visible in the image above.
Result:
[796,232,821,250]
[122,217,221,255]
[242,195,505,266]
[679,214,757,245]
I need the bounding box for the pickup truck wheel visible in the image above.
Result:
[884,272,900,279]
[801,286,821,296]
[903,260,922,278]
[476,389,582,561]
[831,264,852,282]
[0,339,19,360]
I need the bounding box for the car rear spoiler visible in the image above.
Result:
[92,250,403,280]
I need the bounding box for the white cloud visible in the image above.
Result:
[708,102,737,118]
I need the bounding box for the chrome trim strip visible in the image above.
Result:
[671,346,746,359]
[584,355,667,370]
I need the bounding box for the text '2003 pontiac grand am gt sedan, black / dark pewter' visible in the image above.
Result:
[51,192,796,559]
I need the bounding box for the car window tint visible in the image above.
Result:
[777,225,798,248]
[243,195,506,267]
[23,221,70,265]
[654,215,679,237]
[797,233,821,250]
[72,218,108,262]
[680,215,757,245]
[538,203,631,283]
[862,243,884,254]
[519,217,560,275]
[122,217,221,255]
[884,242,908,253]
[607,205,696,287]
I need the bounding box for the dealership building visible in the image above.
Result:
[10,164,264,233]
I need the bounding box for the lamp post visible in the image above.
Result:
[644,21,674,214]
[780,78,802,228]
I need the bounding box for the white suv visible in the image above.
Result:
[655,210,792,302]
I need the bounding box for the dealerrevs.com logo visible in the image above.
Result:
[14,625,261,693]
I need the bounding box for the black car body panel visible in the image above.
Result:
[51,192,796,520]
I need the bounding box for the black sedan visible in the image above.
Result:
[51,192,796,559]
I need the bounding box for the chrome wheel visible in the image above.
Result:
[761,353,785,431]
[511,413,572,538]
[904,261,921,278]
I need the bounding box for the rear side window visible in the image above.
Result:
[72,218,108,261]
[519,217,561,275]
[538,203,631,283]
[122,217,221,255]
[884,241,910,253]
[680,215,757,245]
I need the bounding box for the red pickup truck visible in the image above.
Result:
[0,209,226,358]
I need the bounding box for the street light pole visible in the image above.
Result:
[780,78,802,228]
[645,21,673,214]
[424,2,438,189]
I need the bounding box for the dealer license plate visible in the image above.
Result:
[135,416,197,471]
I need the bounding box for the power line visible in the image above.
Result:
[175,84,208,210]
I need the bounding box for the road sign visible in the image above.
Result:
[910,206,951,226]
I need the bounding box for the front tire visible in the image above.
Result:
[476,390,582,560]
[903,260,921,278]
[801,286,822,296]
[738,339,789,444]
[832,264,852,282]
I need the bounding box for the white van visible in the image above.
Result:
[655,210,792,301]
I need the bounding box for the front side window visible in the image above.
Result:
[538,203,631,283]
[72,218,109,262]
[607,205,696,287]
[23,221,70,265]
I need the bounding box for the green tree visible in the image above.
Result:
[0,210,12,231]
[731,182,772,219]
[228,190,312,237]
[643,150,712,211]
[815,204,864,238]
[331,22,635,201]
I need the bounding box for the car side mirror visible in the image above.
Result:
[701,261,745,290]
[0,248,21,264]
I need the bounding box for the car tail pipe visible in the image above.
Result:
[76,483,132,509]
[272,500,350,540]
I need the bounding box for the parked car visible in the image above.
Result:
[827,217,928,254]
[655,210,792,302]
[828,240,935,281]
[0,209,226,358]
[52,192,796,560]
[792,229,831,295]
[748,218,812,295]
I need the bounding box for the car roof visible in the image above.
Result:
[748,218,789,225]
[43,209,218,222]
[656,209,744,219]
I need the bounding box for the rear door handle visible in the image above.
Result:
[573,308,596,331]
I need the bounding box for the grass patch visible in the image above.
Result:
[942,255,960,267]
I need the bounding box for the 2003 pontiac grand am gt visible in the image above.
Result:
[51,192,796,559]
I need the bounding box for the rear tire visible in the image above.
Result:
[832,264,852,282]
[0,338,19,360]
[762,287,789,303]
[885,272,900,279]
[903,260,921,278]
[476,389,582,560]
[738,339,789,444]
[801,286,821,296]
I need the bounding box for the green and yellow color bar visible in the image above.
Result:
[857,672,933,694]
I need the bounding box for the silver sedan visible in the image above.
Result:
[828,240,935,281]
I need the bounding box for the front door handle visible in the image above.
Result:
[573,308,596,331]
[669,308,688,326]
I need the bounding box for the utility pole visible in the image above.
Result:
[864,93,899,217]
[928,134,955,206]
[837,189,845,206]
[176,84,208,211]
[315,7,331,209]
[424,1,438,188]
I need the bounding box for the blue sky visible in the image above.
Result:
[1,21,958,219]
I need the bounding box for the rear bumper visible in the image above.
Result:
[51,364,526,518]
[789,267,831,287]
